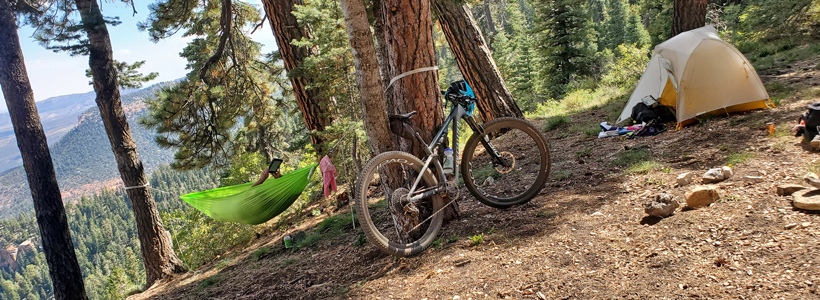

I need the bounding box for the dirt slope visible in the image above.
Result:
[130,61,820,300]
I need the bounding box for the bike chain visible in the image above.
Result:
[408,193,459,233]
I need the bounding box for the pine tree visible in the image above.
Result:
[603,0,628,50]
[339,0,395,156]
[434,0,524,121]
[379,0,444,158]
[491,0,543,109]
[0,0,88,298]
[261,0,334,154]
[74,0,186,285]
[672,0,707,36]
[534,0,597,97]
[625,12,651,47]
[140,0,292,169]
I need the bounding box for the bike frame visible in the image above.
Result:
[404,99,508,202]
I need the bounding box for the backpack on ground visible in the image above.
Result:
[801,102,820,141]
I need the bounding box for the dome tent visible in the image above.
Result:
[617,25,770,125]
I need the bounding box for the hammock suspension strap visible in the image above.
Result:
[384,66,439,92]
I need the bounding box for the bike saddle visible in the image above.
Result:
[389,111,417,120]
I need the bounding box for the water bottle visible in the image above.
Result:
[284,235,292,248]
[443,148,454,174]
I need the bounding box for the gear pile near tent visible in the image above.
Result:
[617,25,771,125]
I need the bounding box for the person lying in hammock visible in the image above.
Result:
[251,158,283,187]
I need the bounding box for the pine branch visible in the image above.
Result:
[198,0,232,84]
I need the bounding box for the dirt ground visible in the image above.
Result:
[129,61,820,300]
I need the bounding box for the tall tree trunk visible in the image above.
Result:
[380,0,459,221]
[434,0,523,121]
[340,0,394,155]
[380,0,444,158]
[483,0,496,49]
[671,0,707,37]
[0,1,88,298]
[371,0,396,115]
[261,0,333,153]
[74,0,185,286]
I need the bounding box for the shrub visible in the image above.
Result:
[544,115,571,131]
[162,208,256,268]
[600,44,651,88]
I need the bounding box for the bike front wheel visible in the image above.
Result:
[355,151,445,256]
[461,117,551,208]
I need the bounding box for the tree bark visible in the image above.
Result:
[380,0,459,221]
[434,1,523,122]
[0,0,88,300]
[74,0,185,286]
[380,0,444,158]
[671,0,707,37]
[371,0,396,115]
[261,0,333,152]
[0,1,88,298]
[340,0,395,155]
[482,0,496,49]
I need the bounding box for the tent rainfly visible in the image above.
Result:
[617,25,770,124]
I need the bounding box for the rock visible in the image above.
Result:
[685,185,721,208]
[785,223,798,230]
[677,172,693,186]
[803,173,820,188]
[792,189,820,210]
[743,175,765,183]
[483,177,495,186]
[644,193,680,217]
[721,166,733,179]
[777,184,807,196]
[703,168,725,183]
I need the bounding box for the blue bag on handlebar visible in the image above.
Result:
[445,80,476,115]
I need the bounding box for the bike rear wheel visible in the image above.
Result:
[355,151,444,256]
[461,117,550,208]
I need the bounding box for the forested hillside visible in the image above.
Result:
[0,89,142,172]
[0,166,221,300]
[0,82,176,219]
[0,91,96,172]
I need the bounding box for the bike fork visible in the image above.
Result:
[464,116,510,168]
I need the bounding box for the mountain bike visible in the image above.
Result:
[354,81,551,257]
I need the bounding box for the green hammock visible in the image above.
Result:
[180,164,318,225]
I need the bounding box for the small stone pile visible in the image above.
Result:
[680,166,733,209]
[644,193,679,217]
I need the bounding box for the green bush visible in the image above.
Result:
[198,275,224,289]
[611,146,664,174]
[544,115,571,131]
[726,151,756,166]
[293,214,356,249]
[162,208,256,268]
[600,44,651,88]
[252,247,272,260]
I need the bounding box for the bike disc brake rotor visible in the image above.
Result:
[494,151,516,174]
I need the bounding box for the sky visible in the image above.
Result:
[5,0,277,112]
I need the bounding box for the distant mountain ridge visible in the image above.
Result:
[0,82,176,219]
[0,89,138,172]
